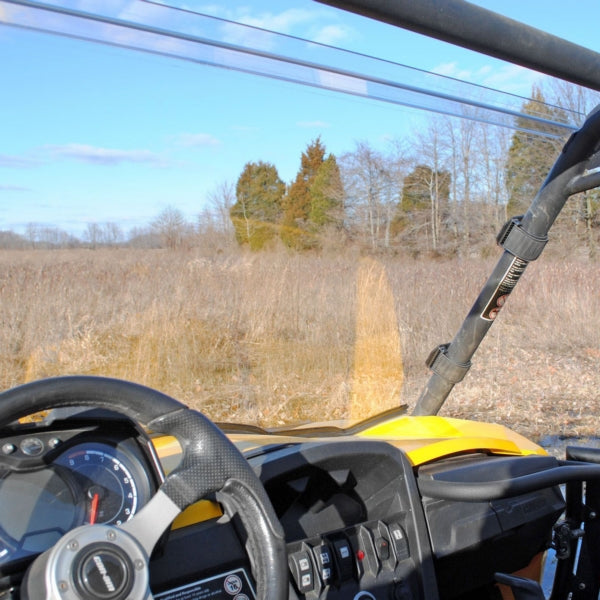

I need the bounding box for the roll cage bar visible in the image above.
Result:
[316,0,600,92]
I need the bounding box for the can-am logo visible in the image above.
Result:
[93,555,116,593]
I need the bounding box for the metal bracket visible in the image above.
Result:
[552,521,584,560]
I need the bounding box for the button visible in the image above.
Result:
[388,523,409,561]
[300,572,312,590]
[375,536,390,561]
[289,550,315,594]
[332,538,354,581]
[312,544,334,585]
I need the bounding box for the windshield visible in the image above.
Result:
[2,0,600,439]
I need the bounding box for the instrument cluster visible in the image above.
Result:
[0,415,161,571]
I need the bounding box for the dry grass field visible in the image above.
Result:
[1,247,599,443]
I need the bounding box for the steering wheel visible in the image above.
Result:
[0,376,288,600]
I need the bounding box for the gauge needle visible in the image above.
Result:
[89,492,100,525]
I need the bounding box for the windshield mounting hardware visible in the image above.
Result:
[552,521,584,560]
[496,216,549,263]
[425,344,471,385]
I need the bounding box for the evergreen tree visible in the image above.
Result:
[309,154,344,228]
[230,161,285,250]
[281,137,327,249]
[400,165,436,212]
[505,87,567,216]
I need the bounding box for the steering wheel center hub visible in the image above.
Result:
[74,544,133,600]
[20,524,151,600]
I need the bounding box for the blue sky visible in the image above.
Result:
[2,0,600,236]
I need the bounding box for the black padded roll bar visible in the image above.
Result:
[315,0,600,92]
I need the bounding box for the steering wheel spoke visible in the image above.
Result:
[120,490,181,557]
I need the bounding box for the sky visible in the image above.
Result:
[2,0,600,237]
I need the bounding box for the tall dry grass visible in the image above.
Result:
[1,247,599,440]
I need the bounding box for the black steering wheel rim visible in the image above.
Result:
[0,375,288,600]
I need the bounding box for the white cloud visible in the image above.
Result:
[175,133,222,147]
[0,184,29,191]
[480,63,541,95]
[235,8,314,33]
[310,24,352,46]
[0,153,39,168]
[431,61,542,96]
[431,61,473,81]
[48,144,166,166]
[218,6,355,52]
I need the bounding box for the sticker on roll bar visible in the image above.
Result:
[155,567,256,600]
[481,256,527,321]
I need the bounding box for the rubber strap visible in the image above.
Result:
[497,216,548,261]
[425,344,471,384]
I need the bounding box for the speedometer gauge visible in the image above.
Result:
[57,445,138,525]
[55,442,140,525]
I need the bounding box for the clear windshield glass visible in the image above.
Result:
[2,0,600,437]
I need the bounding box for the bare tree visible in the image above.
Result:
[407,118,451,252]
[151,206,189,249]
[25,222,39,248]
[476,122,511,231]
[102,222,124,246]
[340,141,400,250]
[543,80,600,255]
[205,180,236,235]
[83,223,102,248]
[544,79,600,126]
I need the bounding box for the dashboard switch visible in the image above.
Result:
[289,550,315,594]
[388,523,409,561]
[332,538,354,581]
[312,543,334,585]
[375,536,391,561]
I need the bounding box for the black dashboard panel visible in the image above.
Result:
[145,439,441,600]
[253,440,440,600]
[417,453,565,599]
[148,441,569,600]
[149,516,252,597]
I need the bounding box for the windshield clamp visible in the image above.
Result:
[425,344,471,384]
[497,215,548,261]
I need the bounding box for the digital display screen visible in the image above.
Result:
[0,469,79,563]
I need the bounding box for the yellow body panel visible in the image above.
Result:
[356,415,546,464]
[151,415,545,529]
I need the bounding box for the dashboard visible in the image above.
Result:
[149,437,565,600]
[0,408,569,600]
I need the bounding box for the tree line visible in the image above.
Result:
[3,83,600,256]
[226,84,600,257]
